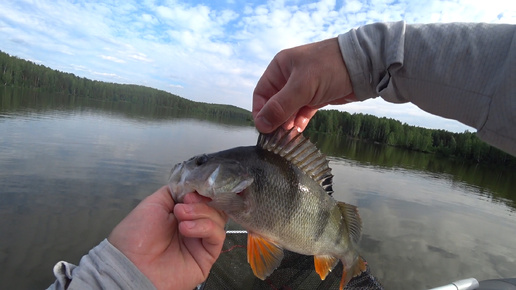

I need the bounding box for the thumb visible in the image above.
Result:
[254,78,312,133]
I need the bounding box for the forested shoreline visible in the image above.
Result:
[0,50,252,122]
[1,50,514,166]
[306,109,515,167]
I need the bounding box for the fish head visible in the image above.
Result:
[169,153,254,203]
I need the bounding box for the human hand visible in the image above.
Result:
[108,186,227,290]
[253,37,357,133]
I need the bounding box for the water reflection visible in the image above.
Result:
[1,89,515,289]
[307,132,516,210]
[328,158,515,289]
[0,87,252,127]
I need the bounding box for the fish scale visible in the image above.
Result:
[169,127,366,289]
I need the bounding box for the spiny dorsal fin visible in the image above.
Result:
[336,201,362,245]
[257,127,333,195]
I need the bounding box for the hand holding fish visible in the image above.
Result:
[108,186,227,290]
[253,37,357,134]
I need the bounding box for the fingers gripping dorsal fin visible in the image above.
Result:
[257,127,334,195]
[314,255,339,280]
[247,232,284,280]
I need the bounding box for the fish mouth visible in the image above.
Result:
[169,157,253,204]
[169,161,190,202]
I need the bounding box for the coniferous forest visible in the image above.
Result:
[0,50,251,121]
[1,50,514,166]
[306,109,515,166]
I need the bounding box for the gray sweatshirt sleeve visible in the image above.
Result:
[47,239,156,290]
[338,21,516,156]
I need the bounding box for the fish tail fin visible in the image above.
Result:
[339,256,367,290]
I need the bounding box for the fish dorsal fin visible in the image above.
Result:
[314,254,339,280]
[257,127,333,195]
[247,232,284,280]
[337,202,362,245]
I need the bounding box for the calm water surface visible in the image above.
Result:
[1,90,515,289]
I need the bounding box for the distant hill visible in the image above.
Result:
[0,50,252,122]
[1,50,514,166]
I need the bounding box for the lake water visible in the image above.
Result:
[1,89,515,289]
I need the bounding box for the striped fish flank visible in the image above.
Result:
[169,127,366,289]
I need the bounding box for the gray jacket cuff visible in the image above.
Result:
[48,239,156,290]
[338,21,406,103]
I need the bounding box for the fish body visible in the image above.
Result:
[169,128,365,289]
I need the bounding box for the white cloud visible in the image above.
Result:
[0,0,514,131]
[101,55,126,63]
[128,53,153,62]
[70,64,88,72]
[343,0,362,13]
[93,72,119,78]
[141,13,157,24]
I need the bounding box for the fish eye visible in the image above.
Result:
[195,154,209,166]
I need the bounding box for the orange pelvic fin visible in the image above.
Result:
[339,257,367,290]
[247,232,284,280]
[314,255,339,280]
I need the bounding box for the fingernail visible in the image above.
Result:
[183,221,196,229]
[300,117,309,126]
[257,116,273,132]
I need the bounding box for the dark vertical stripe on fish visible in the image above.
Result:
[254,148,303,231]
[335,214,347,246]
[283,162,302,227]
[313,209,330,241]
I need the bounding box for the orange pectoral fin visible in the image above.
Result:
[247,232,284,280]
[314,255,339,280]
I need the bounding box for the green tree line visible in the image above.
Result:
[2,50,514,166]
[0,50,252,121]
[306,109,515,167]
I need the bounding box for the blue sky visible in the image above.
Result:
[1,0,514,132]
